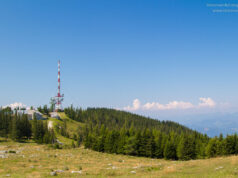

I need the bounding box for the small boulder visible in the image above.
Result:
[0,150,7,154]
[50,171,57,176]
[71,170,82,174]
[0,155,7,159]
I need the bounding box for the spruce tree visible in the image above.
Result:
[177,135,196,160]
[164,139,177,160]
[11,117,18,141]
[206,138,218,158]
[154,132,164,158]
[224,135,236,155]
[21,114,32,139]
[123,136,137,155]
[32,115,38,141]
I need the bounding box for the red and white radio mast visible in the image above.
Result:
[51,60,64,111]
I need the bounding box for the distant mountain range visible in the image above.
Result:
[162,113,238,137]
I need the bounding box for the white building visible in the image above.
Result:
[26,110,46,120]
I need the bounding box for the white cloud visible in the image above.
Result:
[198,97,216,108]
[123,97,216,111]
[142,101,194,110]
[3,102,27,110]
[123,99,141,111]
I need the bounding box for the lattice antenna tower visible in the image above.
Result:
[51,60,64,111]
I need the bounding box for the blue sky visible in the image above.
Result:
[1,0,238,117]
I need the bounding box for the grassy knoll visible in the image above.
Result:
[1,138,238,178]
[47,112,84,145]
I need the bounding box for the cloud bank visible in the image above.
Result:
[123,98,216,111]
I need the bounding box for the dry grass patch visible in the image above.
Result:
[1,139,238,177]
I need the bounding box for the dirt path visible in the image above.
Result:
[48,121,53,129]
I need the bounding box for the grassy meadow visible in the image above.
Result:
[0,114,238,178]
[1,138,238,178]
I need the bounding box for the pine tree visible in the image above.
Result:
[137,131,147,157]
[71,140,76,148]
[21,114,32,139]
[144,130,156,158]
[164,139,177,160]
[195,139,206,159]
[224,135,236,155]
[117,128,127,154]
[76,133,83,147]
[177,135,196,160]
[84,133,92,149]
[154,132,164,158]
[206,138,218,158]
[123,136,137,155]
[11,117,18,141]
[104,131,114,153]
[32,115,38,141]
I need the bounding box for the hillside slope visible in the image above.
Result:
[62,107,210,160]
[38,109,238,162]
[47,112,84,145]
[0,139,238,178]
[64,107,200,135]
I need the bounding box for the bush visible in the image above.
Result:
[78,165,82,170]
[8,150,16,153]
[71,141,76,148]
[53,143,62,149]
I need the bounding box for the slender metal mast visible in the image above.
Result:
[51,60,64,111]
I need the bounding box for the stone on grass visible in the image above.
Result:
[215,166,224,170]
[71,170,82,174]
[0,155,7,158]
[131,171,136,174]
[50,171,57,176]
[0,150,7,154]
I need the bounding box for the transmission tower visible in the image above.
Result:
[51,60,64,111]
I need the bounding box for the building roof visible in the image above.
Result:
[26,110,43,116]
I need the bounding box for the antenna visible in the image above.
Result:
[51,60,64,112]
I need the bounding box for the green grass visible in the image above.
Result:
[1,115,238,177]
[1,138,238,177]
[47,112,84,145]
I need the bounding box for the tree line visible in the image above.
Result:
[65,107,238,160]
[64,107,196,135]
[0,107,55,144]
[37,105,53,116]
[2,105,238,160]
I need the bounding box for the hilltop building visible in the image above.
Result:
[25,110,47,120]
